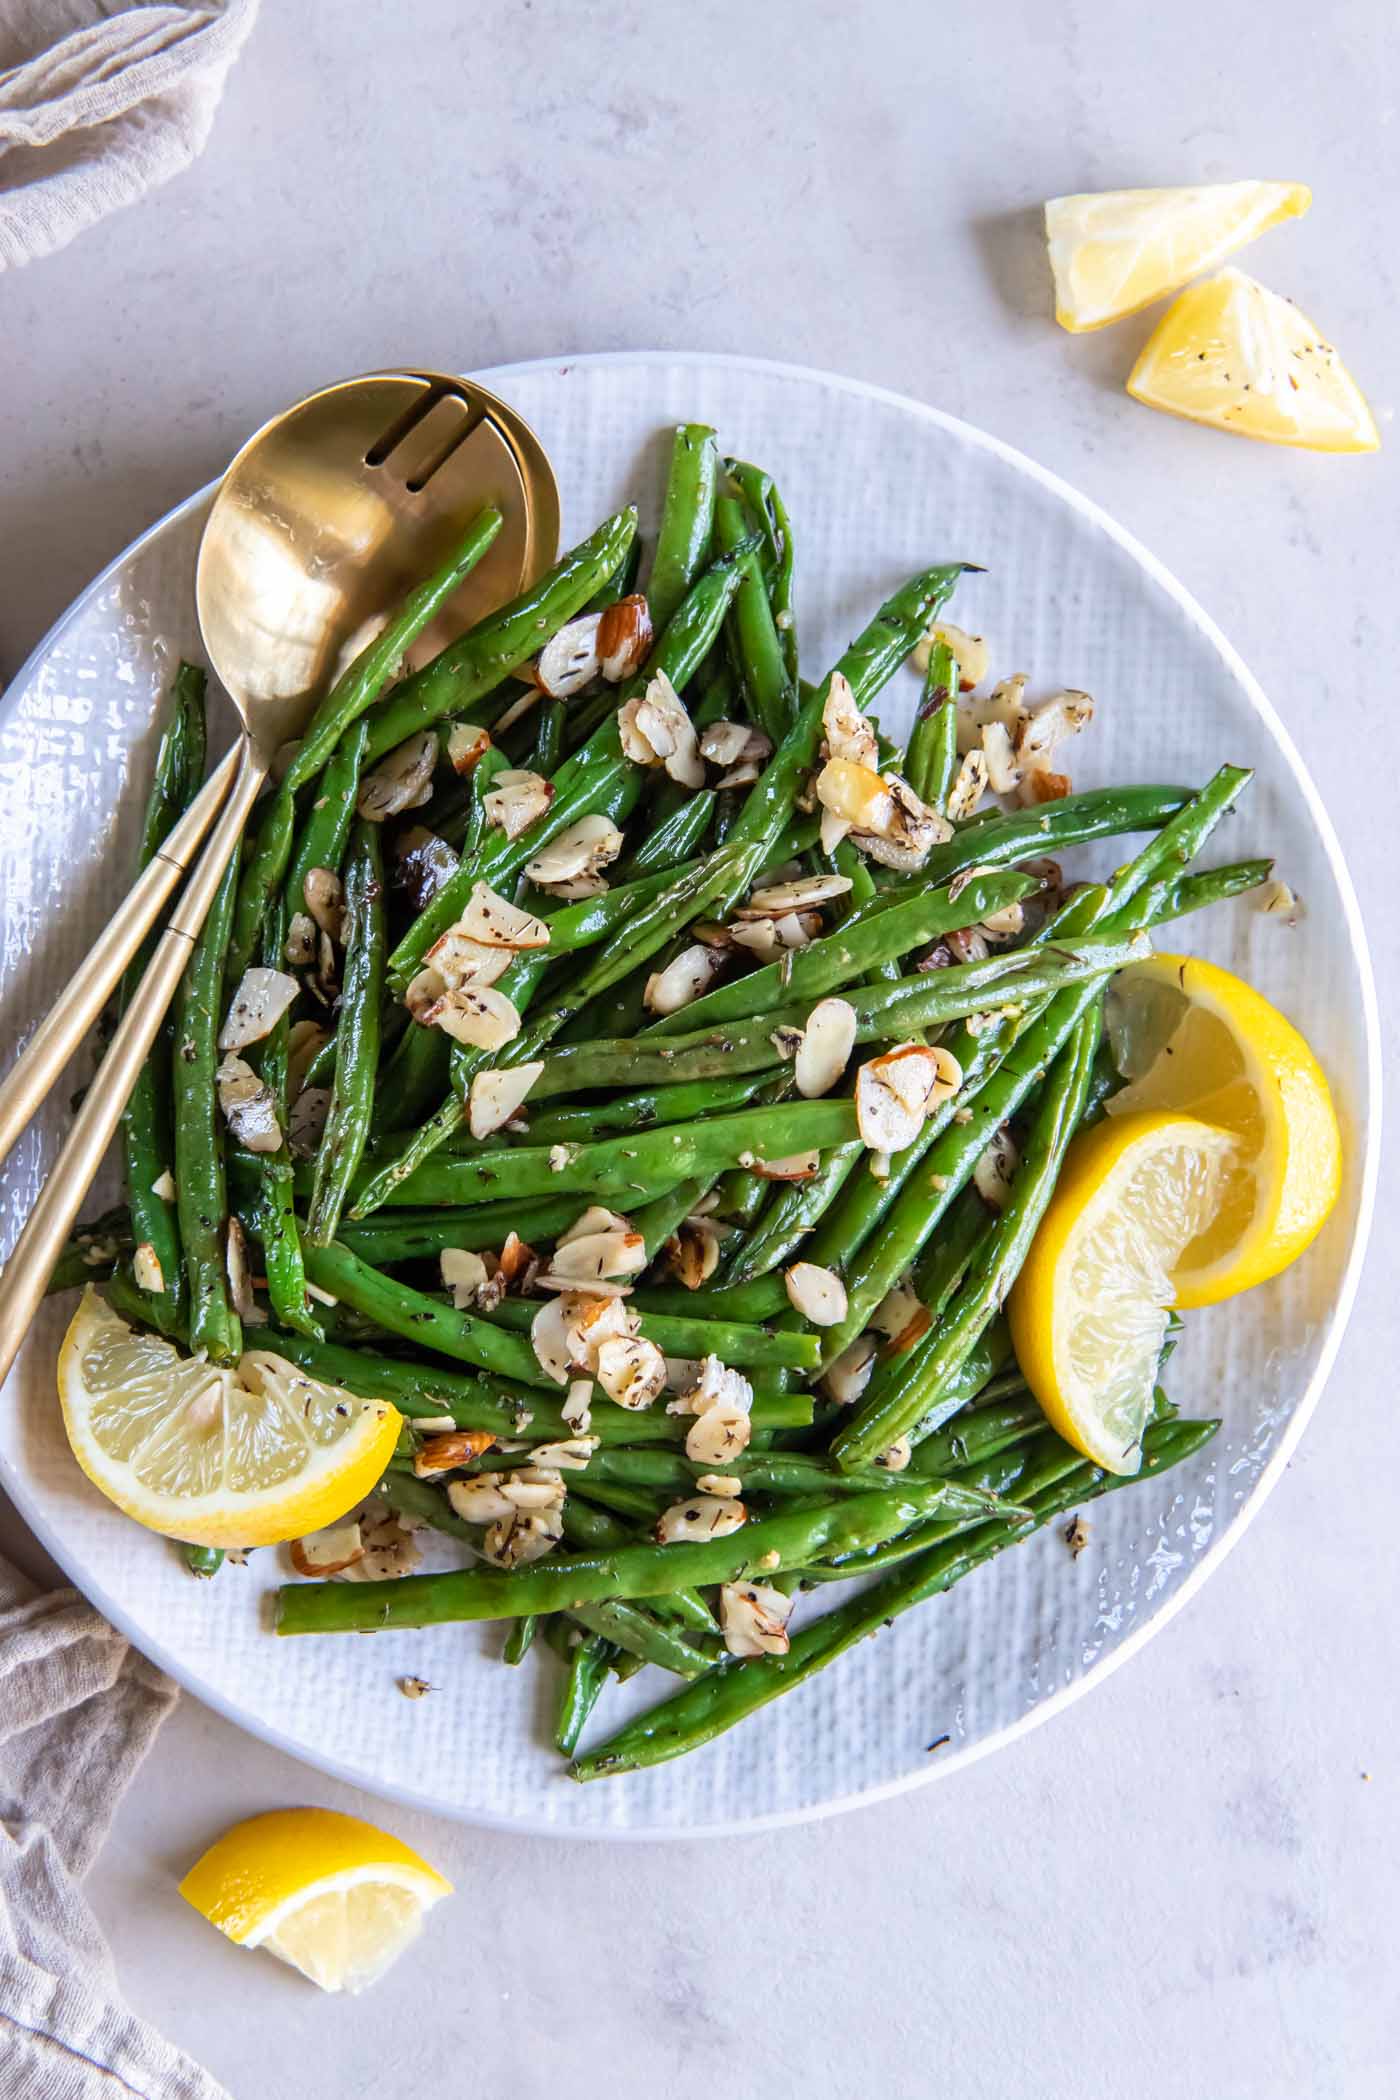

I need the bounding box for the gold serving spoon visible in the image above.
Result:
[0,369,558,1386]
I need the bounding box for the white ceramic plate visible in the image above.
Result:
[0,354,1379,1838]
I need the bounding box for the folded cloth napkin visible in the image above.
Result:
[0,0,259,270]
[0,1549,228,2099]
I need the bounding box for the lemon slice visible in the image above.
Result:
[180,1808,453,1994]
[1009,1113,1239,1474]
[58,1288,401,1547]
[1104,954,1342,1305]
[1127,268,1380,451]
[1045,181,1310,331]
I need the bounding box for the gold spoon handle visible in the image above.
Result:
[0,742,244,1172]
[0,744,267,1391]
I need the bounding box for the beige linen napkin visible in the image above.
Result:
[0,1549,228,2099]
[0,1,259,270]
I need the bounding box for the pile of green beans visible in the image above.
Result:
[57,420,1254,1759]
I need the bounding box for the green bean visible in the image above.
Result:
[507,1445,996,1502]
[173,845,241,1363]
[726,460,796,680]
[503,1616,536,1665]
[372,1018,450,1136]
[557,1634,614,1752]
[46,1206,133,1294]
[647,424,720,632]
[529,697,567,775]
[247,908,321,1338]
[275,1475,1019,1635]
[904,639,959,809]
[285,718,369,911]
[335,1188,680,1265]
[362,508,637,761]
[228,507,503,976]
[618,791,716,877]
[567,1600,717,1680]
[306,822,385,1245]
[371,1098,858,1206]
[646,866,1035,1037]
[118,661,206,1332]
[299,1240,553,1386]
[628,1177,717,1262]
[628,1275,789,1323]
[719,1142,866,1287]
[714,488,795,740]
[559,1501,718,1634]
[181,1543,224,1579]
[523,1073,770,1146]
[570,1415,1219,1778]
[831,1006,1100,1470]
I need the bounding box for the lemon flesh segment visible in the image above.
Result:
[1105,954,1342,1306]
[1127,268,1380,451]
[1045,181,1310,332]
[1009,1114,1238,1475]
[58,1289,401,1547]
[179,1808,453,1996]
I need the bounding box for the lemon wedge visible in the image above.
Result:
[58,1288,401,1547]
[1102,954,1342,1305]
[1127,268,1380,451]
[180,1808,452,1994]
[1045,181,1310,331]
[1009,1113,1238,1474]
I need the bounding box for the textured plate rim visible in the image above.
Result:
[0,349,1381,1842]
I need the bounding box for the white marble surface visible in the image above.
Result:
[0,1,1396,2092]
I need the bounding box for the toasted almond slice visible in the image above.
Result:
[286,1020,329,1097]
[973,1124,1020,1210]
[440,1247,490,1308]
[816,755,894,831]
[447,1475,517,1523]
[822,670,879,768]
[421,984,521,1049]
[413,933,513,1000]
[225,1215,259,1323]
[413,1428,497,1478]
[303,867,346,943]
[559,1205,632,1245]
[469,1059,542,1139]
[483,1508,563,1567]
[446,723,492,775]
[664,1218,721,1289]
[1016,690,1093,775]
[218,967,300,1053]
[956,675,1029,757]
[285,912,317,967]
[913,621,990,690]
[460,881,550,950]
[524,813,623,889]
[873,1436,913,1473]
[742,872,852,916]
[729,911,821,961]
[620,671,705,787]
[945,748,990,821]
[644,941,726,1015]
[595,1334,666,1410]
[684,1403,752,1467]
[855,1059,922,1154]
[287,1085,331,1158]
[215,1054,282,1154]
[562,1379,593,1434]
[683,1356,754,1416]
[784,1261,848,1327]
[981,718,1022,795]
[151,1169,177,1204]
[795,996,856,1098]
[823,1333,878,1406]
[696,1473,743,1497]
[132,1242,165,1294]
[1020,766,1071,805]
[700,719,758,768]
[483,769,553,839]
[290,1520,365,1576]
[819,806,853,855]
[526,1437,600,1471]
[357,730,438,820]
[656,1496,747,1543]
[720,1580,793,1657]
[753,1149,820,1182]
[547,1229,647,1282]
[530,1296,575,1385]
[536,611,604,698]
[597,595,654,682]
[569,1294,638,1371]
[394,826,460,911]
[714,757,763,789]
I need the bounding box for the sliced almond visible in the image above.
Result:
[816,756,894,832]
[684,1403,752,1467]
[483,768,553,840]
[655,1496,747,1544]
[873,1436,913,1473]
[440,1247,490,1308]
[956,675,1029,757]
[132,1242,164,1294]
[945,748,990,822]
[822,670,879,768]
[447,1475,517,1524]
[795,996,856,1098]
[394,826,460,910]
[752,1149,820,1182]
[290,1521,365,1576]
[303,867,345,943]
[524,813,623,890]
[469,1060,543,1139]
[720,1580,793,1657]
[225,1215,262,1323]
[913,621,990,690]
[729,911,821,961]
[784,1261,848,1327]
[419,983,521,1050]
[357,731,438,820]
[460,881,550,951]
[820,806,853,855]
[526,1436,599,1471]
[215,1054,282,1154]
[413,1428,496,1478]
[287,1085,331,1158]
[1015,690,1093,778]
[679,1356,753,1417]
[285,913,318,967]
[562,1379,593,1434]
[700,719,759,768]
[741,872,851,916]
[547,1228,647,1283]
[619,671,705,788]
[644,941,726,1015]
[664,1218,722,1290]
[1020,766,1071,805]
[569,1294,637,1371]
[286,1020,329,1098]
[597,594,654,682]
[218,967,300,1053]
[981,718,1022,796]
[559,1205,632,1245]
[536,611,603,698]
[823,1333,878,1406]
[446,723,491,776]
[973,1124,1020,1210]
[594,1334,666,1410]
